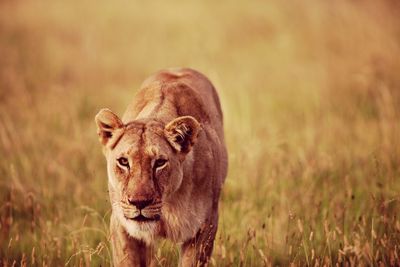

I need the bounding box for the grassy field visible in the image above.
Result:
[1,0,400,266]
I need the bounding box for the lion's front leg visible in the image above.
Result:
[110,214,154,267]
[180,213,219,267]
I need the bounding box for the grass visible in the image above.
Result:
[1,0,400,266]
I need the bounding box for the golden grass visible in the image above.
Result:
[1,0,400,266]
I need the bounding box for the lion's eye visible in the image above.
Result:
[117,157,129,168]
[154,159,167,169]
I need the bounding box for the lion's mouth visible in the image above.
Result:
[129,214,161,222]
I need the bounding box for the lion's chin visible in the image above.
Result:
[118,211,160,244]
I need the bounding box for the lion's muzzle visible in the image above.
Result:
[120,200,162,222]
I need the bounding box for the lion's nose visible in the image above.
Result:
[128,198,153,210]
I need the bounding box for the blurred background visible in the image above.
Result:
[1,0,400,266]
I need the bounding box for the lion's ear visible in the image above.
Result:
[95,108,124,148]
[164,116,200,153]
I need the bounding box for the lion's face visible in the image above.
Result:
[95,109,200,241]
[107,121,183,223]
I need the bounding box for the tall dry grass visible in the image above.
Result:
[1,0,400,266]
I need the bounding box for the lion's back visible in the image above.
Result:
[127,68,224,135]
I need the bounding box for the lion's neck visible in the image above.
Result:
[160,154,208,243]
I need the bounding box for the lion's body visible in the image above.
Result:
[95,68,227,267]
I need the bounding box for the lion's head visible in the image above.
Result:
[95,108,200,241]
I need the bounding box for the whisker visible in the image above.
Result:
[144,207,161,211]
[148,204,163,209]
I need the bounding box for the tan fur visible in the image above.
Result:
[95,68,228,267]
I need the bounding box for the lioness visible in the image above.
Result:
[95,68,228,267]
